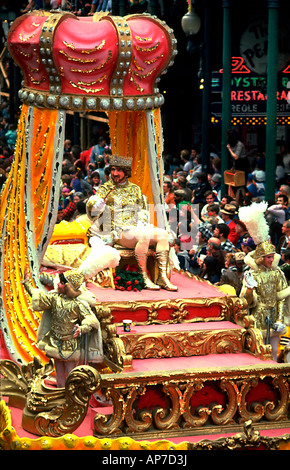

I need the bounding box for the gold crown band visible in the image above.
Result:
[64,269,84,291]
[253,241,276,260]
[109,155,133,167]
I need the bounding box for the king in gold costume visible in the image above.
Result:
[86,155,177,291]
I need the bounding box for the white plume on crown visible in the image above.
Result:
[238,201,269,246]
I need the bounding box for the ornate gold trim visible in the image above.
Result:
[93,361,290,439]
[120,327,245,359]
[101,294,248,326]
[0,357,101,437]
[1,397,290,449]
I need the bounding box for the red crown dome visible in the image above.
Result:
[7,11,177,111]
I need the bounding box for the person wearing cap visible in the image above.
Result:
[172,174,192,202]
[240,240,288,360]
[220,203,239,246]
[209,173,221,201]
[239,202,289,360]
[245,173,258,198]
[235,219,250,251]
[86,155,177,291]
[241,237,256,254]
[22,266,103,388]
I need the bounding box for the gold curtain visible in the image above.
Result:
[0,104,62,363]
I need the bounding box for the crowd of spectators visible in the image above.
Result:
[163,140,290,295]
[17,0,150,16]
[0,100,16,191]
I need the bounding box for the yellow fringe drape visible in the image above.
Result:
[0,104,60,364]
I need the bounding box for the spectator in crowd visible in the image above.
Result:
[88,170,101,193]
[174,238,190,271]
[267,195,289,245]
[90,136,107,164]
[180,149,193,175]
[191,172,211,205]
[57,191,84,223]
[199,237,225,284]
[245,173,258,198]
[188,224,211,275]
[208,173,221,200]
[202,203,223,226]
[277,220,290,255]
[219,251,246,295]
[226,128,249,175]
[200,190,219,220]
[163,180,175,206]
[280,249,290,283]
[219,194,234,210]
[96,156,107,184]
[241,237,256,255]
[214,223,236,253]
[187,154,202,189]
[235,220,250,251]
[220,204,239,246]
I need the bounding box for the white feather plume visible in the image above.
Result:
[79,236,121,280]
[238,201,269,245]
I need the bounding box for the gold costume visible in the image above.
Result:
[31,289,103,362]
[86,173,178,291]
[86,179,148,239]
[240,255,288,332]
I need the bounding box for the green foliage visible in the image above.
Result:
[113,265,145,291]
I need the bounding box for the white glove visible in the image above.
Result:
[244,271,258,289]
[91,197,106,217]
[273,322,287,335]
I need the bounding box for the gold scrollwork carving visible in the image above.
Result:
[121,329,244,359]
[0,357,101,437]
[104,295,239,326]
[92,363,290,438]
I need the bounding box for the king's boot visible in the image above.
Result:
[135,253,160,290]
[156,250,178,291]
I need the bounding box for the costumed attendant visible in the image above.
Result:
[238,201,289,361]
[22,237,120,387]
[86,154,177,291]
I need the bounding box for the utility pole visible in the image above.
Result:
[265,0,279,201]
[221,0,232,197]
